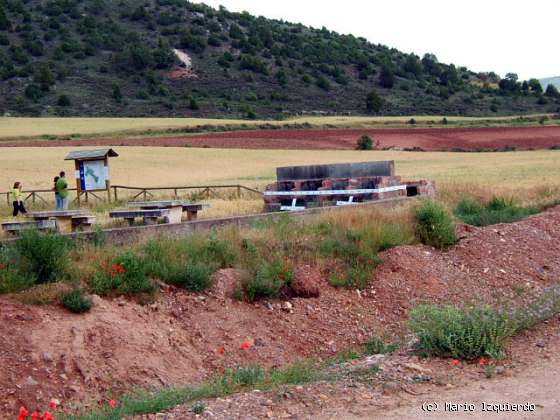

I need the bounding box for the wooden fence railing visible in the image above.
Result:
[111,184,262,201]
[1,184,262,207]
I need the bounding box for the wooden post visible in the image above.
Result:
[113,186,118,202]
[105,157,111,203]
[237,185,241,198]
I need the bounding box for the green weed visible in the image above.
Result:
[414,200,456,249]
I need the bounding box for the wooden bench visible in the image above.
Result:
[72,215,97,231]
[26,210,91,234]
[109,209,170,226]
[1,219,57,236]
[127,201,209,222]
[180,203,209,220]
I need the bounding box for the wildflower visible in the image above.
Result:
[239,340,252,350]
[451,359,461,366]
[18,406,29,420]
[49,398,59,409]
[217,345,225,354]
[479,357,489,366]
[109,399,117,409]
[41,412,53,420]
[31,412,40,420]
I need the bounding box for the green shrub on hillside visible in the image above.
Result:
[90,252,153,296]
[409,304,515,359]
[243,257,293,302]
[15,230,69,283]
[168,263,213,292]
[454,196,539,226]
[62,289,92,313]
[414,200,456,249]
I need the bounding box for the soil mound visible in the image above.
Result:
[1,206,560,413]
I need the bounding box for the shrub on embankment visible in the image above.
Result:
[454,196,539,226]
[2,193,556,306]
[413,199,456,249]
[409,284,560,360]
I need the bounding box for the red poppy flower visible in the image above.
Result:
[109,399,117,409]
[18,406,29,420]
[239,340,252,350]
[30,412,39,420]
[49,398,58,409]
[217,345,225,354]
[479,357,489,366]
[451,359,461,366]
[41,412,53,420]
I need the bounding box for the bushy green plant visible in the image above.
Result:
[409,304,515,359]
[454,196,539,227]
[15,230,69,283]
[169,263,213,292]
[191,401,205,415]
[62,289,92,313]
[329,263,372,290]
[356,134,373,150]
[0,265,34,294]
[243,257,293,301]
[414,200,456,249]
[90,252,153,296]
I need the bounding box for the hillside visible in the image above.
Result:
[541,76,560,90]
[0,0,559,118]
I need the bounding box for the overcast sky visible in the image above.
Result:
[193,0,559,80]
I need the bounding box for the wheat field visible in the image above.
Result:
[0,146,559,221]
[1,146,559,191]
[0,114,552,139]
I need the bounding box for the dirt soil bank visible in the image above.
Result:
[1,206,559,415]
[3,125,560,151]
[144,317,560,419]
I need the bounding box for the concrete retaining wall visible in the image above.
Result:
[66,196,415,246]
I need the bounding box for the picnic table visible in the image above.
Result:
[110,201,209,226]
[25,210,96,234]
[1,219,57,236]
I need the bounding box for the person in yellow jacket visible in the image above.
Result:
[12,182,27,216]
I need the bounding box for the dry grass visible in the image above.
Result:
[1,147,559,191]
[0,114,554,139]
[0,146,559,223]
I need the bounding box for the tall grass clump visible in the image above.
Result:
[455,196,539,226]
[414,200,456,249]
[168,263,213,292]
[409,304,515,359]
[243,256,293,302]
[90,252,154,296]
[142,235,238,290]
[14,230,70,283]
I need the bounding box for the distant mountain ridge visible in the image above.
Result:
[540,77,560,90]
[0,0,558,117]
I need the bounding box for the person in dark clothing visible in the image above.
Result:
[12,182,27,216]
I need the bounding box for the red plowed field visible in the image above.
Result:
[3,125,560,151]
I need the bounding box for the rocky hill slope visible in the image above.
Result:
[0,0,558,117]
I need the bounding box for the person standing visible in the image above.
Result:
[55,171,69,210]
[11,182,27,216]
[53,176,61,209]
